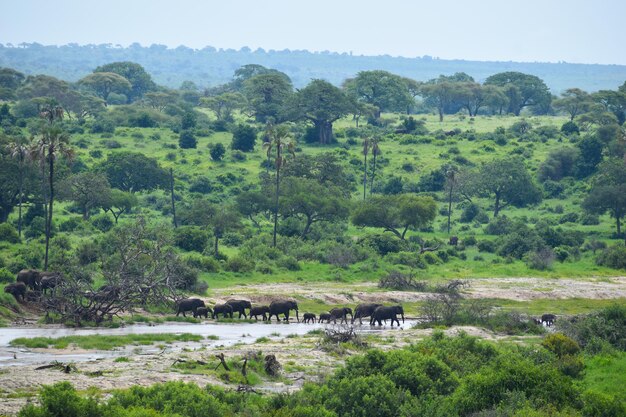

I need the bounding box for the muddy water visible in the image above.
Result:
[0,320,416,367]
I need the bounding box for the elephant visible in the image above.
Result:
[541,314,556,327]
[449,236,459,246]
[370,305,405,327]
[212,303,234,319]
[4,282,27,302]
[352,303,382,324]
[269,300,299,322]
[226,299,252,319]
[17,269,42,291]
[330,307,353,324]
[40,272,63,295]
[318,313,331,323]
[193,306,213,319]
[303,313,316,323]
[176,298,206,317]
[250,306,270,321]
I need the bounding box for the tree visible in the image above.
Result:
[59,172,111,220]
[102,189,137,223]
[95,61,156,102]
[99,152,168,192]
[351,194,437,240]
[6,139,29,236]
[279,177,351,238]
[583,158,626,243]
[144,91,177,112]
[290,79,353,144]
[209,205,241,256]
[0,67,25,99]
[592,89,626,125]
[235,190,271,228]
[575,136,604,178]
[264,123,295,247]
[200,92,246,121]
[17,74,70,105]
[370,138,381,194]
[62,90,105,120]
[243,72,293,122]
[444,166,459,235]
[31,123,74,270]
[78,72,131,104]
[179,130,197,149]
[230,123,257,152]
[209,143,225,161]
[343,70,413,118]
[420,81,457,122]
[553,88,592,121]
[282,152,354,196]
[471,157,542,217]
[484,72,551,115]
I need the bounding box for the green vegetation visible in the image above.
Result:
[9,333,203,350]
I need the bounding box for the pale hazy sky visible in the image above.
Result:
[1,0,625,65]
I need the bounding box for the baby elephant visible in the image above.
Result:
[4,282,27,302]
[193,307,213,319]
[250,306,270,321]
[212,303,234,319]
[318,313,331,323]
[303,313,316,323]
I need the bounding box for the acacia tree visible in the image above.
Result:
[484,72,551,115]
[264,123,295,247]
[200,92,246,121]
[102,189,137,223]
[98,152,168,192]
[94,61,156,102]
[290,79,353,144]
[553,88,592,121]
[59,172,112,220]
[471,157,542,217]
[420,81,457,122]
[343,70,412,118]
[352,195,437,240]
[209,205,241,256]
[583,158,626,242]
[78,72,131,104]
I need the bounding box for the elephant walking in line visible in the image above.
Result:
[212,304,234,319]
[226,299,252,319]
[193,307,213,319]
[318,313,331,323]
[4,282,27,302]
[330,307,353,324]
[352,303,383,324]
[17,269,42,291]
[269,300,299,322]
[176,298,206,317]
[370,305,405,327]
[250,306,270,321]
[303,313,316,323]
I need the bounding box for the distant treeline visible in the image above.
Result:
[1,42,625,92]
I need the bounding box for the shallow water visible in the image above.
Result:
[0,319,416,367]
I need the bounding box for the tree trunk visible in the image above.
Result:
[44,155,54,271]
[370,154,377,194]
[170,168,177,228]
[438,108,444,122]
[363,153,367,200]
[214,235,219,257]
[616,215,621,239]
[447,183,454,235]
[493,193,501,218]
[316,120,333,145]
[301,216,313,239]
[17,166,23,238]
[273,147,281,248]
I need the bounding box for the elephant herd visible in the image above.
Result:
[4,269,63,302]
[175,298,405,326]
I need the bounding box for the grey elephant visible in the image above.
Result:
[40,272,63,295]
[318,313,331,323]
[330,307,353,324]
[4,282,27,302]
[17,269,42,291]
[269,300,299,322]
[303,313,316,323]
[226,299,252,318]
[250,305,270,321]
[176,298,206,317]
[370,305,405,326]
[352,303,383,324]
[193,306,213,319]
[541,313,556,327]
[213,303,234,319]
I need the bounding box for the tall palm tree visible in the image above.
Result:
[369,138,381,195]
[362,138,370,200]
[263,122,295,248]
[445,166,459,235]
[31,125,74,270]
[6,140,29,238]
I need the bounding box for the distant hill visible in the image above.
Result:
[1,43,625,92]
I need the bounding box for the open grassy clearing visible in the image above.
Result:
[8,333,203,350]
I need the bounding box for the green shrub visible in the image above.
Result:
[596,244,626,269]
[581,390,626,417]
[277,256,301,271]
[477,240,496,253]
[226,255,254,273]
[183,253,220,272]
[542,333,581,358]
[358,234,405,255]
[0,267,13,283]
[558,304,626,351]
[0,223,19,243]
[174,226,209,252]
[179,130,197,149]
[25,216,46,238]
[76,241,99,265]
[525,247,555,270]
[91,214,114,233]
[210,143,226,161]
[230,123,257,152]
[484,216,513,235]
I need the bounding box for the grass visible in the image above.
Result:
[582,352,626,397]
[9,333,204,350]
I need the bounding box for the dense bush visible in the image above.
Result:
[174,226,209,252]
[183,253,220,273]
[0,223,19,243]
[595,244,626,269]
[558,304,626,351]
[178,130,197,149]
[0,267,13,283]
[358,234,405,255]
[210,143,226,161]
[230,123,257,152]
[225,255,254,273]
